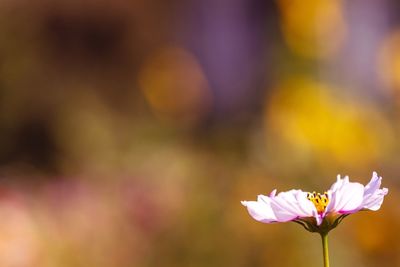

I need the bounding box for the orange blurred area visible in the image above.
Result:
[138,46,212,126]
[277,0,347,60]
[0,1,399,267]
[378,29,400,96]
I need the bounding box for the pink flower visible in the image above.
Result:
[241,172,388,233]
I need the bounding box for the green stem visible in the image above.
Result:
[321,233,330,267]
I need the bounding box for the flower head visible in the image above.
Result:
[241,172,388,233]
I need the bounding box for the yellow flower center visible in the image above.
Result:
[307,191,329,214]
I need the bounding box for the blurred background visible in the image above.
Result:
[0,0,398,266]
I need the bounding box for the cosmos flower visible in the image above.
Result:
[241,172,388,233]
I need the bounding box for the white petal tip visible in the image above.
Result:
[383,188,389,195]
[372,171,381,179]
[270,189,277,197]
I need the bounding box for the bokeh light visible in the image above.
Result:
[277,0,347,59]
[265,77,393,167]
[138,46,212,126]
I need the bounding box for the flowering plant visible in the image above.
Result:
[241,172,388,267]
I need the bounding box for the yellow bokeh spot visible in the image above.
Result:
[265,77,392,165]
[138,46,212,126]
[277,0,347,60]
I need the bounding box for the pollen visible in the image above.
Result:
[307,191,329,214]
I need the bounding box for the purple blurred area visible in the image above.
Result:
[0,0,399,266]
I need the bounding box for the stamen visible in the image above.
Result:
[307,191,329,214]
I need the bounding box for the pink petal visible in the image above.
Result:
[329,175,349,192]
[362,172,388,211]
[362,188,388,210]
[270,190,315,222]
[241,195,277,223]
[327,178,364,214]
[313,210,323,226]
[364,172,381,195]
[296,191,318,216]
[270,189,277,197]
